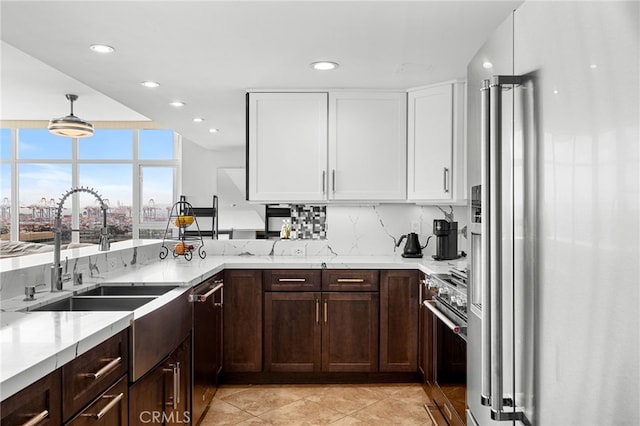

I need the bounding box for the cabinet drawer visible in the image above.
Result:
[66,375,127,426]
[62,329,128,421]
[322,270,379,291]
[264,270,321,291]
[1,369,61,426]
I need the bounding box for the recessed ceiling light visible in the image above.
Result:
[482,61,493,69]
[89,44,115,54]
[169,101,185,107]
[589,64,598,69]
[311,61,339,71]
[140,81,160,88]
[193,117,204,123]
[209,128,219,133]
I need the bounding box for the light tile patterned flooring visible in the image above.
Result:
[200,383,434,425]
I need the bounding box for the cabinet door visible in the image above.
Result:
[223,270,263,372]
[66,375,127,426]
[164,337,191,426]
[0,369,61,426]
[264,292,322,372]
[248,92,328,202]
[129,338,191,426]
[328,92,407,201]
[192,275,223,425]
[321,292,379,372]
[407,82,466,202]
[129,361,165,425]
[380,270,419,372]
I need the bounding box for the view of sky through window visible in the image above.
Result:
[1,127,177,243]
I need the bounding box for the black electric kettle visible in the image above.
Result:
[396,232,431,258]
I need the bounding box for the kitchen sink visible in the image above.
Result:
[31,296,157,312]
[80,285,179,297]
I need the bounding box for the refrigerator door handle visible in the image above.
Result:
[487,75,531,425]
[479,79,492,407]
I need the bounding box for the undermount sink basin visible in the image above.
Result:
[31,296,157,312]
[80,285,179,297]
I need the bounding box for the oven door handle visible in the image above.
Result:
[423,300,467,338]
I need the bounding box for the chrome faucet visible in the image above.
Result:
[52,186,110,292]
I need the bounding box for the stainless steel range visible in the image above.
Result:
[426,268,468,338]
[423,267,468,425]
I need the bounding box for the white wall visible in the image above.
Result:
[180,138,245,206]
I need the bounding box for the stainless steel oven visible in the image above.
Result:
[423,270,468,426]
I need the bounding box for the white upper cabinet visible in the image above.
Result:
[407,81,466,203]
[248,92,328,202]
[248,91,407,203]
[328,92,407,201]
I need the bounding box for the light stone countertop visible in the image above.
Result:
[0,254,465,401]
[0,311,131,401]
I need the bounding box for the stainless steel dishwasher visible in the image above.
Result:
[191,273,224,424]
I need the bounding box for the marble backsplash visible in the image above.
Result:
[207,204,469,258]
[0,241,162,302]
[0,204,468,302]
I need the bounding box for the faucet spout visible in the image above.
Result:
[52,186,110,291]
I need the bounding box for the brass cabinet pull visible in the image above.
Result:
[278,278,306,282]
[323,300,328,323]
[336,278,364,283]
[315,299,320,324]
[81,393,124,420]
[21,410,48,426]
[81,357,121,380]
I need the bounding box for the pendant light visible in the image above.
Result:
[48,94,94,138]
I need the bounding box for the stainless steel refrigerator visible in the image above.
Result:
[466,2,639,425]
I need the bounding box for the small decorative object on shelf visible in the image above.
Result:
[159,197,206,261]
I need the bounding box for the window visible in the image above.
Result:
[18,128,72,159]
[79,163,133,243]
[1,126,180,249]
[79,129,133,160]
[0,129,11,239]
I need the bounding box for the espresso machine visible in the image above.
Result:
[432,219,458,260]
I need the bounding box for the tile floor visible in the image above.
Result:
[200,383,434,425]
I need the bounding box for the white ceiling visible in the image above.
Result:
[0,0,521,151]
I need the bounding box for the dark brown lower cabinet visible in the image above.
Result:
[192,273,223,424]
[264,291,379,373]
[66,375,128,426]
[322,292,379,372]
[62,329,128,422]
[0,369,61,426]
[223,270,262,373]
[129,336,191,426]
[264,292,321,372]
[380,270,419,372]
